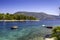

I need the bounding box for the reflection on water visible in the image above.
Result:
[0,20,59,40]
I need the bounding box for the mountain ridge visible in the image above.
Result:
[14,11,60,20]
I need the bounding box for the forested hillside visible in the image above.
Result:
[0,13,37,20]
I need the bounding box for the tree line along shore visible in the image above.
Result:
[0,13,37,20]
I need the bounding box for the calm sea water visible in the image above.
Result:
[0,20,60,40]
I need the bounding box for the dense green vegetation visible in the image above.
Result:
[52,26,60,40]
[0,13,37,20]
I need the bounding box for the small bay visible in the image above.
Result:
[0,20,60,40]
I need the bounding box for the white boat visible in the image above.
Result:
[11,26,18,29]
[42,25,46,27]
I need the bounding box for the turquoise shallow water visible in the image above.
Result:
[0,27,51,40]
[0,20,60,40]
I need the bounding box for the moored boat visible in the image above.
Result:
[46,26,53,29]
[11,26,18,29]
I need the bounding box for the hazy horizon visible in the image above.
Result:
[0,0,60,15]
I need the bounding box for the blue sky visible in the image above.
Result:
[0,0,60,15]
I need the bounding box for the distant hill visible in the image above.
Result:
[14,11,60,20]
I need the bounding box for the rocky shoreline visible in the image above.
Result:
[0,20,40,21]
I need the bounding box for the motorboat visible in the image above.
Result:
[46,26,53,29]
[11,26,18,29]
[42,25,53,29]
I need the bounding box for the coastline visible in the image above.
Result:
[0,20,40,22]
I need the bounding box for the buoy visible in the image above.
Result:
[11,26,18,29]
